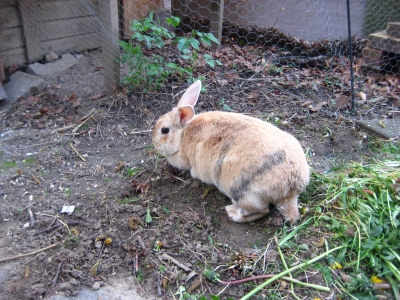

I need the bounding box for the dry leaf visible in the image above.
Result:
[301,100,313,107]
[53,106,65,114]
[39,107,50,115]
[217,79,228,87]
[90,93,103,100]
[53,84,62,89]
[334,95,350,109]
[310,102,327,112]
[378,120,386,128]
[26,96,40,104]
[358,92,367,101]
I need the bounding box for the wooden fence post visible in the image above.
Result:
[210,0,224,50]
[99,0,120,93]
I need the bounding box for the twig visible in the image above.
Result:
[131,130,152,134]
[0,242,63,263]
[157,272,162,296]
[72,108,96,137]
[52,124,75,133]
[51,261,63,287]
[33,221,80,236]
[69,143,86,161]
[356,96,386,105]
[161,253,191,272]
[137,236,147,250]
[28,195,35,227]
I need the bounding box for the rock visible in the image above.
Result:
[92,281,101,291]
[70,269,83,278]
[211,252,219,262]
[94,241,102,249]
[2,71,46,110]
[59,282,73,291]
[45,52,59,63]
[69,278,79,286]
[27,53,79,77]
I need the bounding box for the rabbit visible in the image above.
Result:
[152,80,309,224]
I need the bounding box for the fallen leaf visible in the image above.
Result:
[301,100,313,107]
[53,84,62,89]
[334,95,350,109]
[217,79,228,87]
[378,120,386,128]
[358,91,367,101]
[26,96,40,104]
[247,92,260,99]
[90,93,103,100]
[40,107,50,115]
[310,102,328,112]
[53,106,65,114]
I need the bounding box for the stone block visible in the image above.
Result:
[356,118,400,139]
[1,71,46,110]
[369,31,400,54]
[362,46,383,66]
[27,53,78,77]
[45,52,59,63]
[387,22,400,38]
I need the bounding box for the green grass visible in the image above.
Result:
[298,158,400,299]
[0,161,17,169]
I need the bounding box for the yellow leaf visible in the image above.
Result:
[331,262,343,270]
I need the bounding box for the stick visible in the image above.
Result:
[161,253,191,272]
[157,272,162,296]
[33,221,80,236]
[137,236,146,250]
[28,195,35,227]
[69,143,86,161]
[0,242,62,263]
[51,262,63,287]
[72,108,96,137]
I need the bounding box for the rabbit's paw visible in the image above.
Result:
[225,205,246,222]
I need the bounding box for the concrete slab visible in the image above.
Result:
[369,31,400,54]
[27,53,79,77]
[1,71,46,110]
[356,118,400,139]
[0,85,7,101]
[45,276,149,300]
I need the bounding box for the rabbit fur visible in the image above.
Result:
[152,80,309,224]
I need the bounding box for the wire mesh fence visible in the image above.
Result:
[1,0,400,108]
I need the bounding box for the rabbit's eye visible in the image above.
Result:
[161,128,169,134]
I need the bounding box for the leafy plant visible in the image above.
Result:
[119,11,220,90]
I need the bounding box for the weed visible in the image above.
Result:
[118,197,141,204]
[124,166,142,178]
[23,157,36,164]
[119,11,220,90]
[1,161,17,170]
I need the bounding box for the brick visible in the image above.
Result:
[369,31,400,54]
[362,46,383,66]
[387,22,400,38]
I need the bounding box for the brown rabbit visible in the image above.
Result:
[152,80,309,224]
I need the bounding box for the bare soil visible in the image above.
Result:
[0,48,398,300]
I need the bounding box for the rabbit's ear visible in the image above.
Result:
[178,106,195,125]
[177,80,201,107]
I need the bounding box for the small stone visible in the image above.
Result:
[45,52,59,63]
[201,245,210,252]
[92,281,101,291]
[69,278,79,286]
[94,241,102,248]
[211,252,219,263]
[59,282,73,291]
[70,270,83,278]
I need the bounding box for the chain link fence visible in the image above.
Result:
[1,0,400,106]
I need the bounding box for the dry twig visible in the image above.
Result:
[28,195,35,227]
[51,261,63,287]
[69,142,86,161]
[0,242,62,263]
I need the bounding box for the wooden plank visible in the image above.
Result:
[209,0,224,50]
[0,47,26,66]
[39,33,101,55]
[0,0,17,7]
[33,0,100,21]
[40,17,100,40]
[122,0,164,38]
[0,7,21,28]
[19,0,41,61]
[0,27,24,51]
[99,0,120,93]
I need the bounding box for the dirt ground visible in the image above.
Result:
[0,48,398,300]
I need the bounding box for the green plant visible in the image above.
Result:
[124,166,142,178]
[119,11,220,90]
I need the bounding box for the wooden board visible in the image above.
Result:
[122,0,164,38]
[0,0,26,66]
[19,0,101,61]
